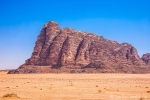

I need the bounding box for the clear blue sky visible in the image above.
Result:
[0,0,150,70]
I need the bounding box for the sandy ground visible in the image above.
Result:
[0,72,150,100]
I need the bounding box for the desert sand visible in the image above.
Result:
[0,72,150,100]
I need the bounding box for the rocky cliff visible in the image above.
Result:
[142,53,150,66]
[8,21,150,74]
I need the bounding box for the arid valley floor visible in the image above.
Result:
[0,71,150,100]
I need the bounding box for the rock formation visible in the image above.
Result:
[142,53,150,66]
[8,21,150,74]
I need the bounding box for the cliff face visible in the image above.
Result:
[8,21,150,74]
[142,53,150,66]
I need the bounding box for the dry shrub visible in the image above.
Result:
[5,87,9,88]
[70,83,73,86]
[2,93,19,98]
[139,97,144,100]
[145,87,149,88]
[98,89,102,93]
[147,91,150,93]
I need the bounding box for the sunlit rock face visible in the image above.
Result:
[8,21,150,74]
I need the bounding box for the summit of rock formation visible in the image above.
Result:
[8,21,150,74]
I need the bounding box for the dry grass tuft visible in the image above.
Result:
[139,97,144,100]
[5,87,9,88]
[147,91,150,93]
[2,93,19,98]
[69,83,73,86]
[98,89,102,93]
[145,87,149,88]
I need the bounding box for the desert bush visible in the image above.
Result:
[139,97,144,100]
[147,91,150,93]
[98,89,102,93]
[5,87,9,88]
[2,93,19,98]
[145,87,149,88]
[69,83,73,86]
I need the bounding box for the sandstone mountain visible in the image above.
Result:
[8,21,150,74]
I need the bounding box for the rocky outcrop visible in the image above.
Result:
[8,21,150,74]
[142,53,150,66]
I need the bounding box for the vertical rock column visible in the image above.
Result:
[26,21,61,65]
[39,21,61,65]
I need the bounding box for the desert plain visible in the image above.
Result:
[0,71,150,100]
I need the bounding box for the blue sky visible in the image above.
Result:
[0,0,150,70]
